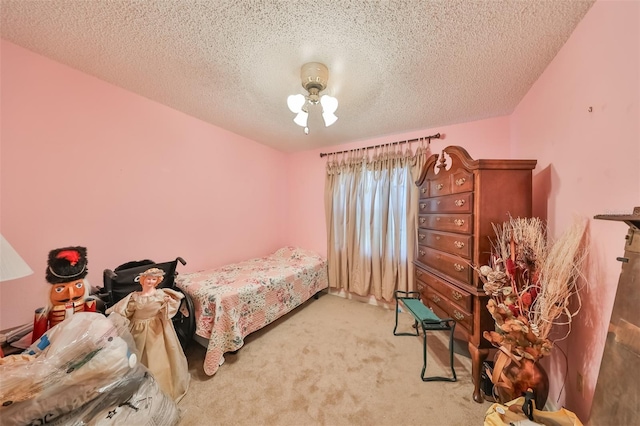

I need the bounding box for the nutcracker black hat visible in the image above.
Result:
[45,246,88,284]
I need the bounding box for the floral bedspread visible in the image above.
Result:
[175,246,328,376]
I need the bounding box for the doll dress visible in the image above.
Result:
[107,288,189,402]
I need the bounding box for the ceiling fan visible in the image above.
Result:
[287,62,338,135]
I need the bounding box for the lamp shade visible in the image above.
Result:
[0,234,33,282]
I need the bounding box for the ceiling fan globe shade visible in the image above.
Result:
[287,94,306,113]
[294,111,308,127]
[322,112,338,127]
[320,95,338,114]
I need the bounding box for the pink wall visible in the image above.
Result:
[1,0,637,421]
[0,40,288,330]
[511,0,639,421]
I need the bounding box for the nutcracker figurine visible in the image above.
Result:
[32,246,96,342]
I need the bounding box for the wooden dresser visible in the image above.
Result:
[414,145,537,403]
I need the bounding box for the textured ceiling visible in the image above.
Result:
[1,0,594,153]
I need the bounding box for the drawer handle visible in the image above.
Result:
[455,178,466,186]
[454,219,465,227]
[435,235,441,240]
[416,270,423,276]
[420,217,426,224]
[437,183,444,190]
[419,234,426,240]
[454,263,465,272]
[419,250,426,256]
[454,199,465,207]
[432,295,441,304]
[436,217,441,221]
[454,241,465,249]
[451,290,463,301]
[421,187,427,194]
[420,203,426,209]
[453,310,465,321]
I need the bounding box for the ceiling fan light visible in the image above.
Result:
[320,95,338,114]
[293,110,308,127]
[322,112,338,127]
[288,63,338,132]
[287,94,306,113]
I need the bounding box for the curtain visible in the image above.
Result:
[324,143,429,302]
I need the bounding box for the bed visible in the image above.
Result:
[175,246,328,376]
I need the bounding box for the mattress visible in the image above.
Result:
[175,246,328,375]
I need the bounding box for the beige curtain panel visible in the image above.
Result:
[325,143,429,302]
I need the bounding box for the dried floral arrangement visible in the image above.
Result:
[477,216,588,362]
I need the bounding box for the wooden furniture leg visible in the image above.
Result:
[469,342,489,403]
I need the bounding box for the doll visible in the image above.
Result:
[106,267,189,402]
[32,246,96,343]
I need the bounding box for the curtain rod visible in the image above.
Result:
[319,133,441,158]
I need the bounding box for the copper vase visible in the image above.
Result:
[492,351,549,409]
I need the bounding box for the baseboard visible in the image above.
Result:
[325,288,395,310]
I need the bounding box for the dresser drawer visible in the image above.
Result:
[450,170,474,194]
[415,268,473,312]
[418,229,472,259]
[426,170,474,197]
[418,180,429,199]
[424,293,473,335]
[418,213,472,234]
[419,192,473,214]
[417,245,472,285]
[429,175,453,196]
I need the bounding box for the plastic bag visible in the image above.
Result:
[484,392,583,426]
[0,312,180,426]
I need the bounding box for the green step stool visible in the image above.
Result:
[393,290,457,382]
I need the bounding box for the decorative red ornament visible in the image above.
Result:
[532,270,540,285]
[56,250,80,265]
[507,304,519,316]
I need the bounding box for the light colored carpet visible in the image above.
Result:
[178,293,492,425]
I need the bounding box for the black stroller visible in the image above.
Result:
[100,257,195,352]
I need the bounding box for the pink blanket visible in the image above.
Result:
[175,247,328,375]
